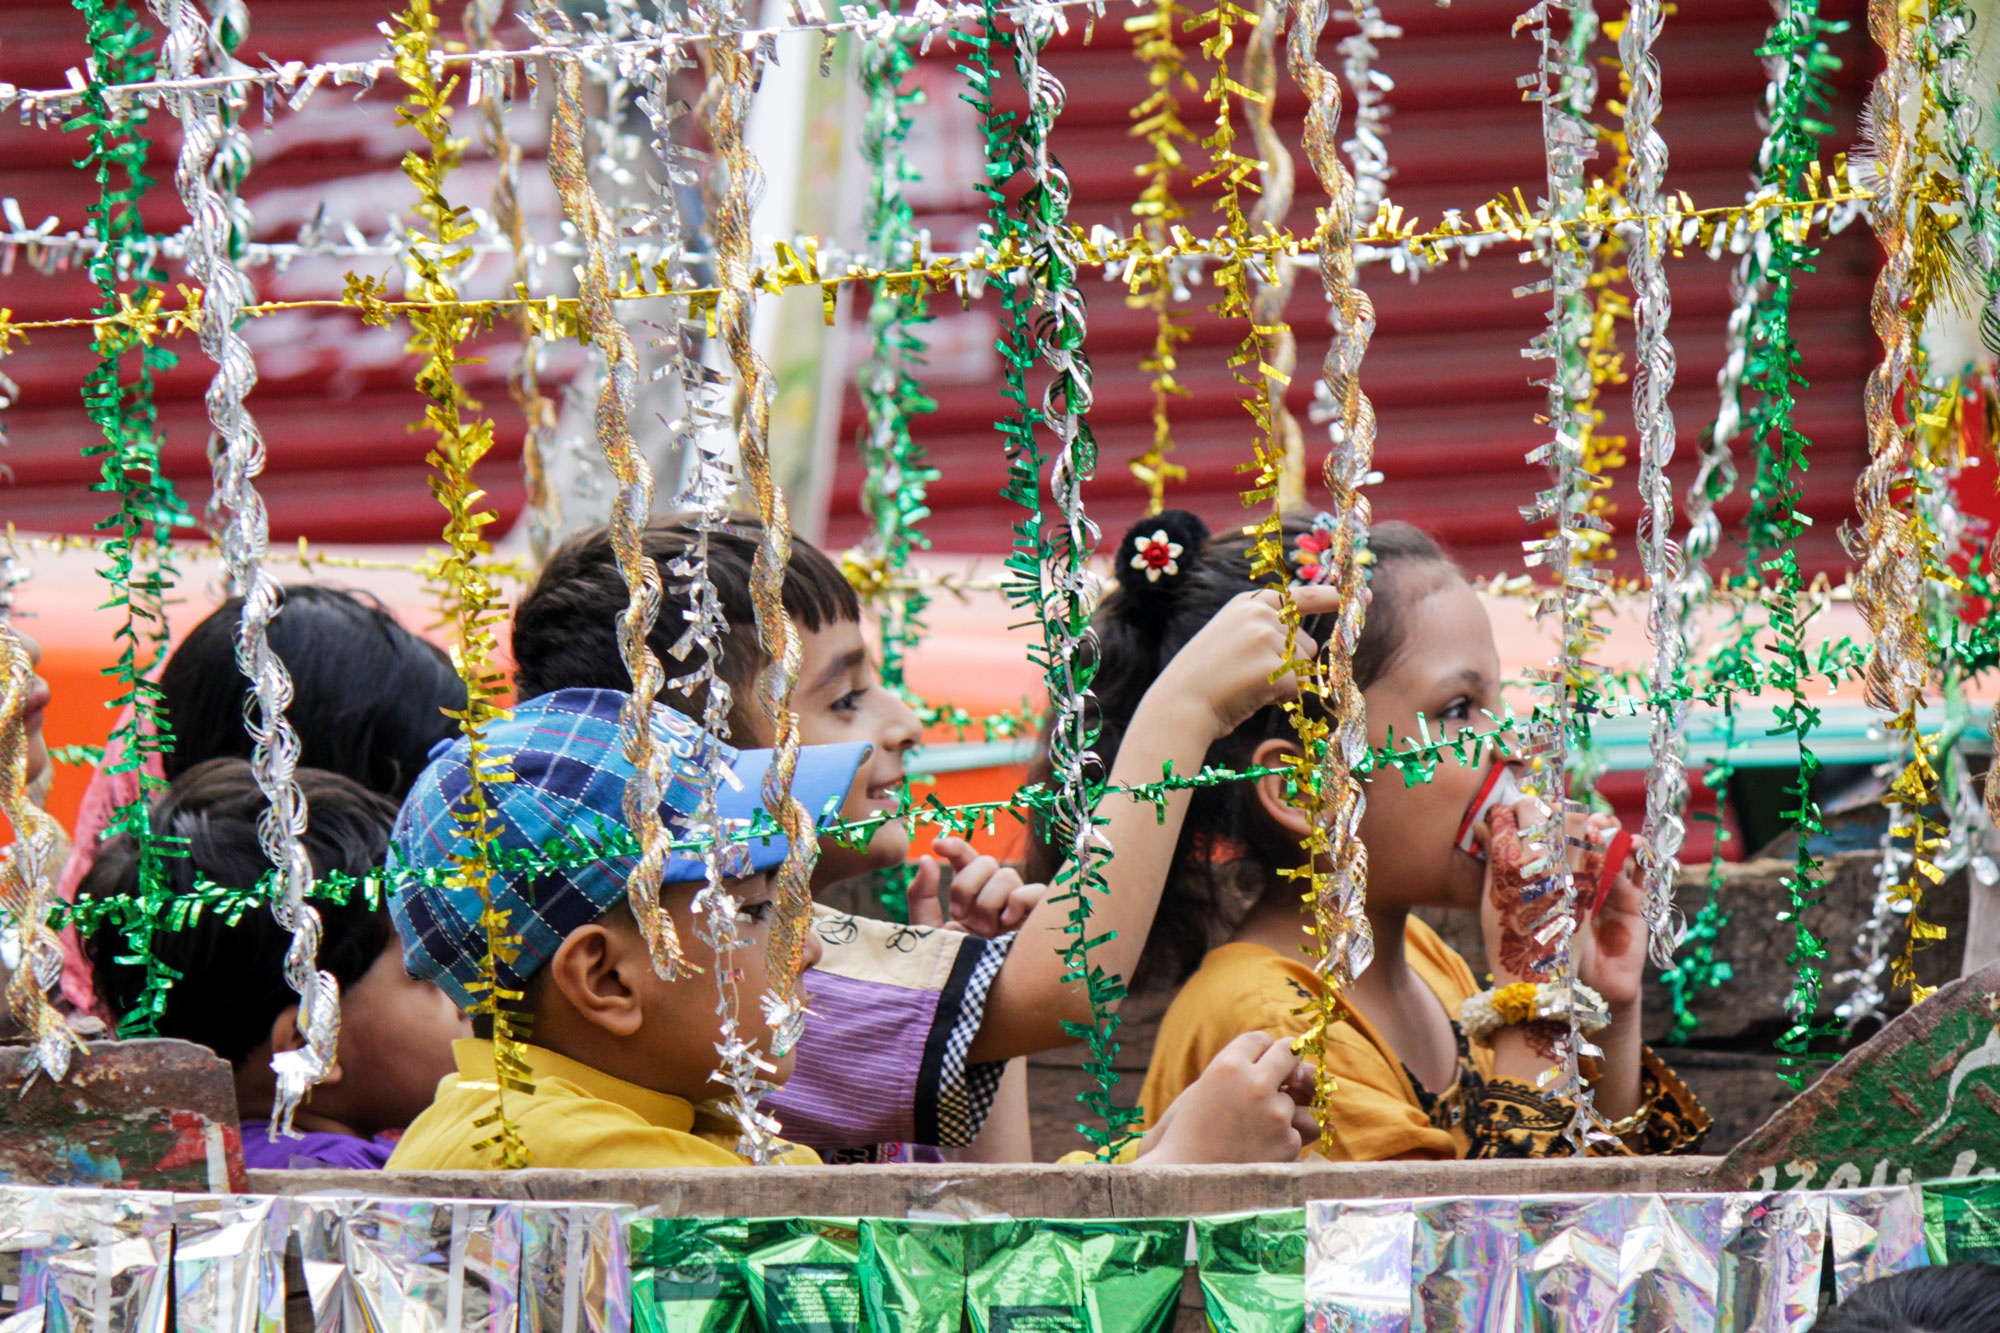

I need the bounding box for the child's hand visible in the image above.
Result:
[1147,585,1345,741]
[1479,801,1646,1007]
[1573,812,1645,1012]
[1133,1031,1319,1165]
[908,837,1043,937]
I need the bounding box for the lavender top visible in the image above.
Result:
[240,1121,398,1171]
[767,907,1012,1159]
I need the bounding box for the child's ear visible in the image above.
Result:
[268,1005,343,1085]
[547,924,644,1038]
[1250,738,1313,840]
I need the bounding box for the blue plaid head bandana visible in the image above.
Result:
[389,687,871,1011]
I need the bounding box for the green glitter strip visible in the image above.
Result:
[855,8,939,696]
[68,0,189,1037]
[963,0,1133,1155]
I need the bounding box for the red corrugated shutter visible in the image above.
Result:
[824,0,1877,581]
[0,0,533,543]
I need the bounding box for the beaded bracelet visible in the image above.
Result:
[1457,980,1612,1046]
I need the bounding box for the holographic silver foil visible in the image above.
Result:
[169,1195,289,1333]
[314,1196,522,1333]
[1617,1193,1722,1331]
[1717,1192,1823,1333]
[1305,1199,1413,1333]
[1825,1185,1927,1302]
[519,1202,634,1333]
[0,1188,55,1320]
[1413,1197,1519,1332]
[1516,1194,1631,1330]
[39,1190,173,1333]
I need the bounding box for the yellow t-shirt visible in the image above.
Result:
[387,1039,820,1170]
[1138,917,1491,1162]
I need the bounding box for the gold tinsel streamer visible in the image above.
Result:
[1126,0,1196,512]
[0,180,1866,351]
[708,20,818,1025]
[387,0,531,1165]
[548,57,689,981]
[0,625,81,1079]
[1853,0,1946,1003]
[1287,0,1376,1129]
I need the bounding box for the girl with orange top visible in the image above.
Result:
[1027,511,1708,1160]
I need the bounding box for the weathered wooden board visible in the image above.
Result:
[0,1038,244,1193]
[1717,960,2000,1191]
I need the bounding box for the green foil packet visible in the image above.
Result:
[632,1217,750,1333]
[1922,1176,2000,1264]
[964,1219,1185,1333]
[745,1217,866,1333]
[1193,1209,1304,1333]
[859,1218,972,1333]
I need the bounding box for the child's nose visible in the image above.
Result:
[883,692,922,754]
[801,925,825,971]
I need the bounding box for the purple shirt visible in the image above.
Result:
[239,1121,398,1171]
[767,908,1011,1159]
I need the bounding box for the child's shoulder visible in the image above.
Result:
[1168,941,1319,1035]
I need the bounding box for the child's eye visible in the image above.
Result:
[1440,697,1474,723]
[830,688,866,713]
[737,900,774,925]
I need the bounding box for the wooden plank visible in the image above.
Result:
[1717,960,2000,1191]
[0,1038,244,1193]
[251,1156,1723,1217]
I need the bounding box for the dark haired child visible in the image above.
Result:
[1811,1263,2000,1333]
[511,518,1331,1162]
[385,688,1322,1169]
[56,585,468,1015]
[76,758,467,1169]
[1031,510,1710,1161]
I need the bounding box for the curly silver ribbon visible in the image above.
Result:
[1621,0,1687,965]
[146,0,337,1131]
[1517,0,1608,1150]
[1337,4,1400,229]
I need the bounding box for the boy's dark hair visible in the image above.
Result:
[1024,511,1457,991]
[78,758,400,1067]
[511,516,861,741]
[160,585,465,800]
[1811,1263,2000,1332]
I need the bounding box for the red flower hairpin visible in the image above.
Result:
[1294,512,1340,585]
[1129,528,1185,583]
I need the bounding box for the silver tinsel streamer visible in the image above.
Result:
[149,0,337,1131]
[464,0,561,564]
[1337,3,1399,228]
[1516,0,1607,1150]
[1621,0,1687,965]
[631,0,777,1159]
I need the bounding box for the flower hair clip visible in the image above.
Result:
[1292,511,1375,587]
[1129,527,1186,583]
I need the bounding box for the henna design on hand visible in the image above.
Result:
[1486,806,1554,982]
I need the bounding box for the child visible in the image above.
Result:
[510,519,1331,1160]
[384,688,1319,1168]
[1031,510,1710,1161]
[57,585,468,1014]
[76,758,468,1169]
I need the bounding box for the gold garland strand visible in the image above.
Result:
[386,0,529,1165]
[0,624,80,1081]
[1126,0,1196,512]
[707,10,818,1048]
[1287,0,1376,1128]
[1244,0,1302,509]
[1852,0,1946,1002]
[464,0,560,563]
[0,179,1868,351]
[547,55,689,981]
